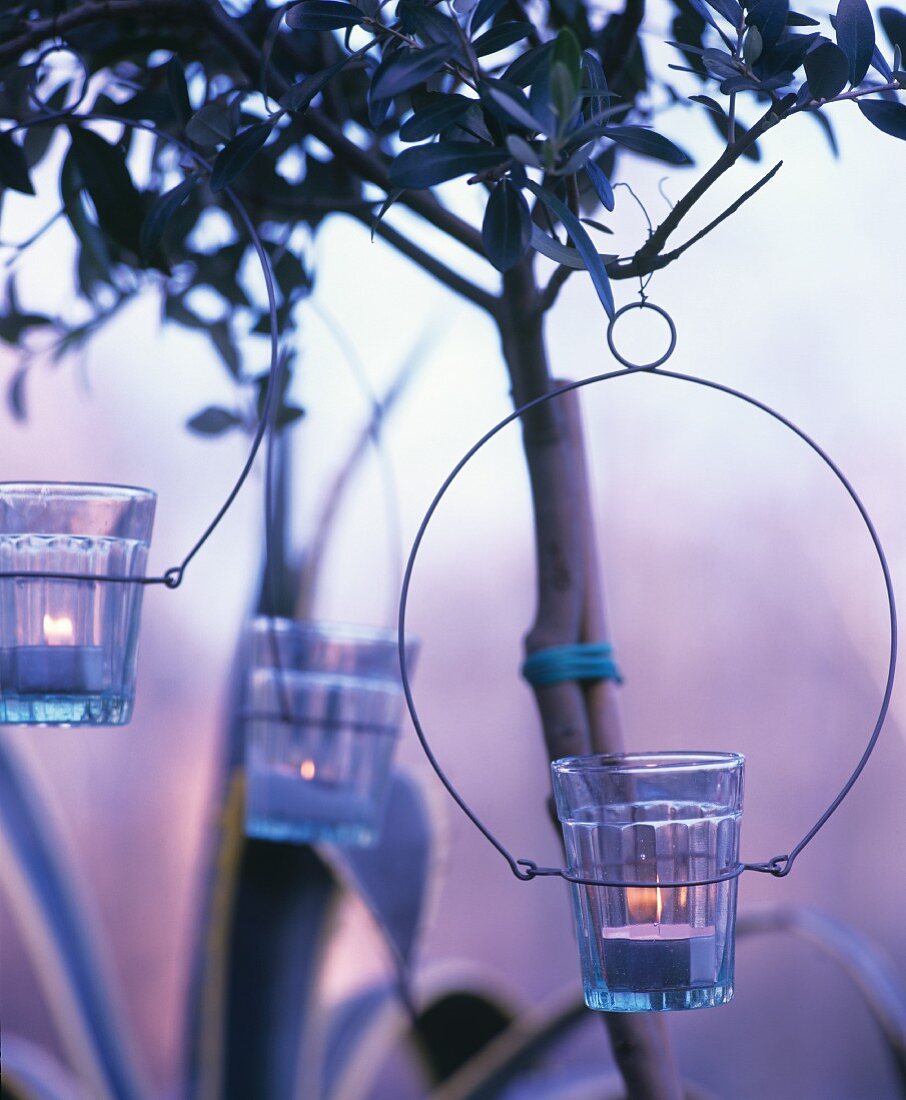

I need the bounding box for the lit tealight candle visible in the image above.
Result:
[0,613,105,695]
[601,884,719,993]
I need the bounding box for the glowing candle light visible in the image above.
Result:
[552,752,743,1012]
[43,614,75,643]
[0,614,104,697]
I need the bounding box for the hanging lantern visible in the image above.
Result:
[393,325,897,1013]
[551,752,744,1011]
[242,618,415,846]
[0,483,156,726]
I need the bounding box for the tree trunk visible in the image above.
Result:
[496,258,683,1100]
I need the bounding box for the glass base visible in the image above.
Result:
[584,981,734,1012]
[245,813,379,848]
[0,692,134,726]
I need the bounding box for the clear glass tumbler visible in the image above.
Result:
[244,668,403,846]
[247,617,409,681]
[0,483,156,726]
[551,751,745,1012]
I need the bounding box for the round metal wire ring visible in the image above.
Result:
[397,367,897,889]
[26,46,90,113]
[606,301,678,371]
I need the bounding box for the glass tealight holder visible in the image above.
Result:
[551,751,745,1013]
[244,668,404,847]
[247,617,410,681]
[0,483,156,726]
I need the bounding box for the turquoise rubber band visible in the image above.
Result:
[521,643,623,687]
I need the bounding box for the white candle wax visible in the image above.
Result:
[601,924,718,991]
[247,765,374,828]
[0,645,105,694]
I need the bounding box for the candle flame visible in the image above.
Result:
[300,759,316,781]
[625,884,664,925]
[43,614,74,645]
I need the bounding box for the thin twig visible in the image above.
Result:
[656,159,783,266]
[607,94,796,280]
[803,79,904,108]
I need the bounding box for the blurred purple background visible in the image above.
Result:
[1,103,905,1099]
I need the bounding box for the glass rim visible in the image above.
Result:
[248,667,403,697]
[250,616,400,644]
[552,751,745,775]
[0,481,156,502]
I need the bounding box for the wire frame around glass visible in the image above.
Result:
[395,361,897,892]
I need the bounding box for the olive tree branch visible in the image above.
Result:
[658,158,783,263]
[0,0,487,261]
[604,92,797,281]
[538,159,783,311]
[191,0,487,257]
[798,79,906,108]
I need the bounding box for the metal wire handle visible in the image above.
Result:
[0,108,284,592]
[397,324,897,891]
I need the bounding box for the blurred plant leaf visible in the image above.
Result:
[482,179,532,271]
[807,105,840,154]
[371,45,456,100]
[470,0,509,34]
[0,746,149,1100]
[880,6,906,54]
[223,840,340,1097]
[140,174,198,260]
[187,406,243,435]
[166,55,193,126]
[526,181,614,317]
[804,40,851,98]
[321,983,421,1100]
[530,224,616,269]
[0,1035,84,1100]
[584,158,614,211]
[746,0,790,54]
[286,1,366,30]
[207,319,240,377]
[327,773,439,974]
[211,122,274,192]
[390,142,508,188]
[185,101,236,145]
[835,0,875,84]
[400,95,474,141]
[472,22,533,57]
[858,98,906,138]
[68,127,146,257]
[428,991,588,1100]
[7,367,27,420]
[281,59,350,112]
[605,125,692,164]
[0,132,34,195]
[416,991,515,1084]
[737,906,906,1090]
